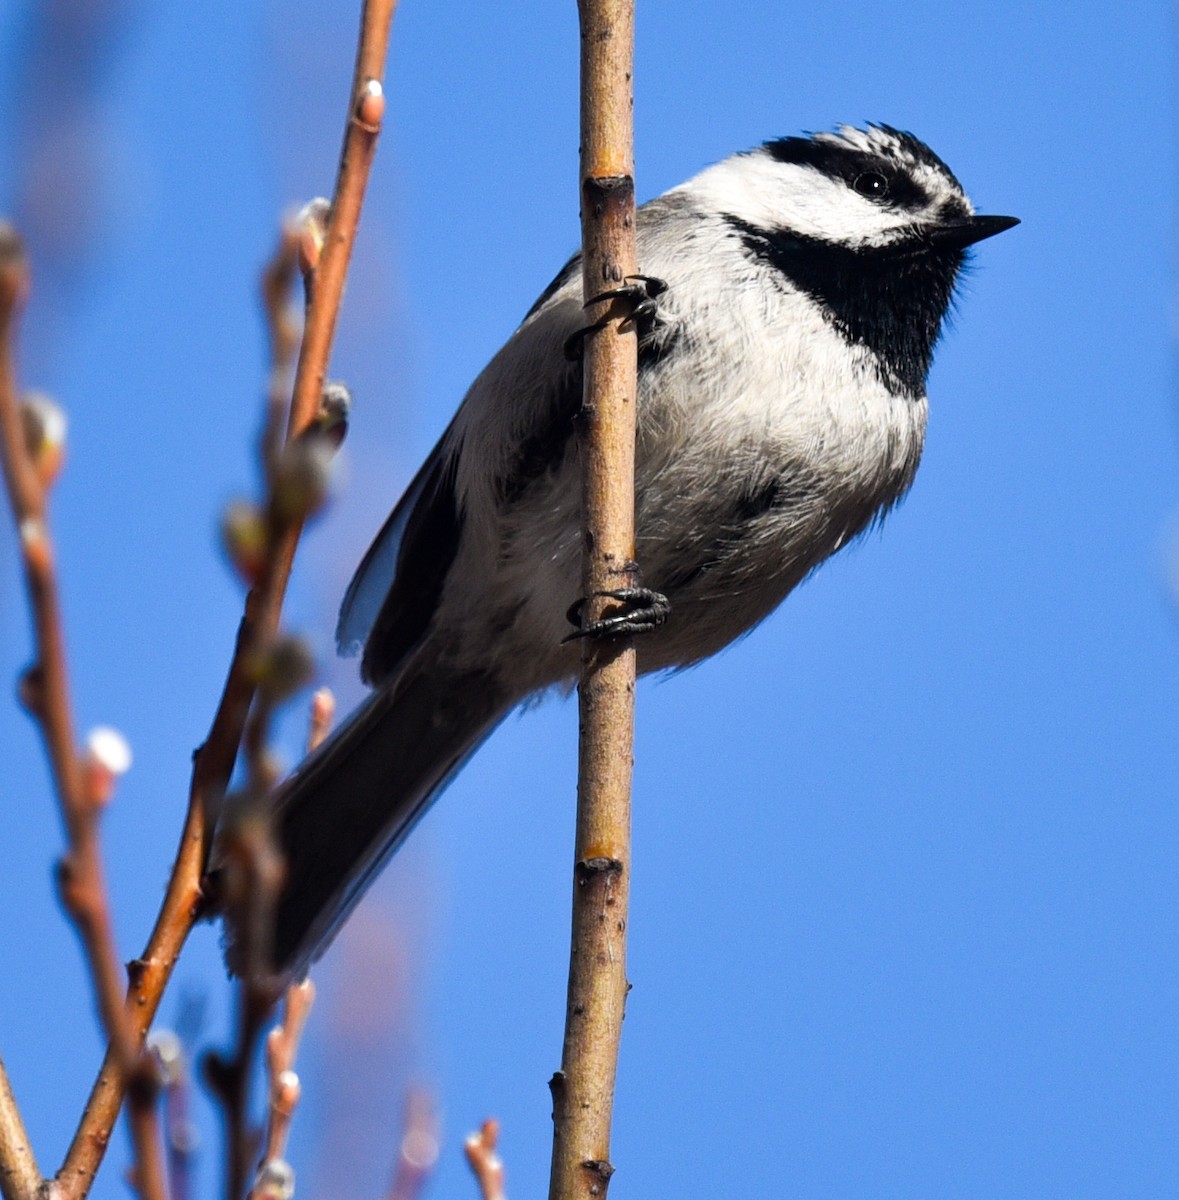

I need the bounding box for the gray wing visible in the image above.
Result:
[335,256,589,686]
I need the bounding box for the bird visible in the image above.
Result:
[242,123,1017,979]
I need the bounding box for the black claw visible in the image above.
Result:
[563,276,669,362]
[585,274,669,309]
[562,586,671,643]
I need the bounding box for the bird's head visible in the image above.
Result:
[695,123,1018,255]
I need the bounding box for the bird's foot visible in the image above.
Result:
[563,275,669,361]
[563,586,671,642]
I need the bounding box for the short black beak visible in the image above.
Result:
[926,213,1020,249]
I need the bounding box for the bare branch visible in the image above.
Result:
[204,812,285,1200]
[548,3,638,1200]
[0,224,119,1056]
[0,1053,40,1200]
[0,226,169,1200]
[56,4,400,1193]
[147,1030,197,1200]
[253,980,315,1176]
[464,1119,506,1200]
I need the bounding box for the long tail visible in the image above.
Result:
[244,656,512,979]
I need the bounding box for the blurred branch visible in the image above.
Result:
[254,980,315,1175]
[0,227,168,1200]
[259,221,301,476]
[464,1120,506,1200]
[209,641,318,1200]
[55,3,399,1195]
[0,1053,40,1200]
[547,3,638,1200]
[147,1031,197,1200]
[0,223,121,1068]
[204,796,286,1200]
[386,1091,439,1200]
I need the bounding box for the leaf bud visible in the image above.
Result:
[295,199,331,275]
[272,437,334,522]
[221,499,268,585]
[20,392,67,488]
[249,634,315,703]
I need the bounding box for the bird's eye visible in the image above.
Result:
[853,171,889,200]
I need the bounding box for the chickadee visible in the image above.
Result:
[249,124,1017,978]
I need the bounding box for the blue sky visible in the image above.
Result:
[1,2,1176,1198]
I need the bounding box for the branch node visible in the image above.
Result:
[581,1160,614,1183]
[576,857,623,881]
[16,664,44,716]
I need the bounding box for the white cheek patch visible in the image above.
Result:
[679,156,912,244]
[676,148,973,250]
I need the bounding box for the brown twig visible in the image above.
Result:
[147,1030,197,1200]
[387,1091,439,1200]
[55,4,399,1195]
[253,980,315,1177]
[0,233,113,1050]
[548,4,638,1200]
[208,650,317,1200]
[0,1053,40,1200]
[0,227,169,1200]
[204,797,286,1200]
[464,1119,506,1200]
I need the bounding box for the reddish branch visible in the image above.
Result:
[464,1120,506,1200]
[254,980,315,1176]
[0,229,169,1200]
[53,3,399,1196]
[548,3,638,1200]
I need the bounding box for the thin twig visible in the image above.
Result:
[548,4,638,1200]
[55,4,399,1195]
[253,980,315,1179]
[125,1082,168,1200]
[147,1030,197,1200]
[0,1053,40,1200]
[464,1119,506,1200]
[208,659,311,1200]
[204,802,285,1200]
[387,1091,439,1200]
[0,227,169,1200]
[0,233,118,1054]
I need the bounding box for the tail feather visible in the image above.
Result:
[257,657,510,979]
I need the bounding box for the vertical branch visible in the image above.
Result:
[549,3,637,1200]
[0,228,169,1200]
[0,233,121,1058]
[55,3,399,1196]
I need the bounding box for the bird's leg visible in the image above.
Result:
[563,275,669,361]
